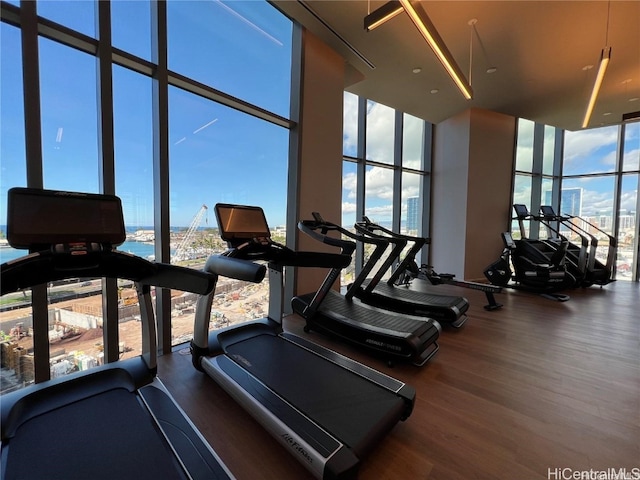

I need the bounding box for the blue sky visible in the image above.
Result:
[513,120,639,218]
[0,0,291,228]
[1,1,638,231]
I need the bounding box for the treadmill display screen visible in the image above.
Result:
[7,187,126,249]
[215,203,270,243]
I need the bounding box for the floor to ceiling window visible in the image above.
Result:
[512,116,639,281]
[342,92,431,282]
[563,123,639,281]
[0,0,294,391]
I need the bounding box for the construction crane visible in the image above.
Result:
[172,204,208,262]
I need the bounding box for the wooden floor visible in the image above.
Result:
[158,281,639,480]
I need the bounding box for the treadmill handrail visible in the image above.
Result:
[297,219,357,254]
[355,219,430,287]
[203,254,267,283]
[352,222,407,294]
[1,247,216,296]
[297,214,389,304]
[220,239,352,270]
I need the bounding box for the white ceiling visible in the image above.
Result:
[273,0,640,131]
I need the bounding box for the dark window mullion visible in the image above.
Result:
[96,0,120,364]
[151,0,171,354]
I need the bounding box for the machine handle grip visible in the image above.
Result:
[203,255,266,283]
[140,263,216,295]
[1,249,157,295]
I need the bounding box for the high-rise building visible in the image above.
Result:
[406,197,419,232]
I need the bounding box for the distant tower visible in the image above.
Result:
[561,188,583,216]
[407,197,419,233]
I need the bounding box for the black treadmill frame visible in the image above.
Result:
[294,212,441,366]
[190,203,416,480]
[0,188,233,480]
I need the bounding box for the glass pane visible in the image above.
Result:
[39,37,99,193]
[563,125,618,176]
[561,175,616,262]
[540,177,553,213]
[542,125,556,175]
[366,100,394,165]
[113,65,153,357]
[364,165,393,223]
[512,174,532,238]
[341,161,358,286]
[363,165,394,279]
[617,174,638,280]
[36,0,96,38]
[515,118,534,172]
[401,171,421,235]
[402,113,423,170]
[343,92,358,157]
[622,122,639,172]
[0,23,26,258]
[168,86,288,344]
[342,161,357,227]
[111,1,151,61]
[0,295,33,392]
[48,280,105,378]
[167,0,292,118]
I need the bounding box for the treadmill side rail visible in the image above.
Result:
[202,355,359,480]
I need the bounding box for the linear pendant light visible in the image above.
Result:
[364,2,403,31]
[582,47,611,128]
[364,0,473,100]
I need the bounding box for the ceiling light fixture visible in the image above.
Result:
[582,47,611,128]
[364,1,403,31]
[582,1,612,128]
[364,0,473,100]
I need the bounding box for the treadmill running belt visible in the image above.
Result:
[370,282,468,309]
[317,291,431,334]
[4,388,187,480]
[224,334,405,454]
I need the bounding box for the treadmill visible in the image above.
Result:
[351,218,470,326]
[292,213,441,366]
[190,203,416,480]
[356,217,503,313]
[1,187,233,480]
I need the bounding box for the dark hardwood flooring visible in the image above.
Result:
[158,280,639,479]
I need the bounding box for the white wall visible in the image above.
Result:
[432,108,516,280]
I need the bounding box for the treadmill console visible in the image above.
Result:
[6,187,125,250]
[215,203,271,247]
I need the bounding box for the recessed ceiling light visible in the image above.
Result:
[603,112,612,116]
[486,67,497,74]
[412,67,422,74]
[582,65,594,71]
[430,89,439,94]
[629,97,640,102]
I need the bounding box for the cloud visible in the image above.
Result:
[563,126,618,172]
[342,201,356,213]
[619,189,638,213]
[623,147,639,170]
[343,92,358,156]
